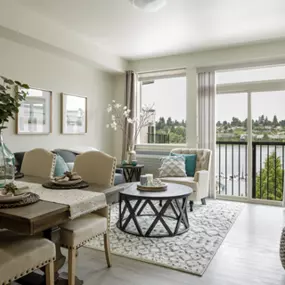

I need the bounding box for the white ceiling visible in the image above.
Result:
[15,0,285,60]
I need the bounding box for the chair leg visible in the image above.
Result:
[189,201,194,212]
[201,198,206,205]
[68,248,77,285]
[45,261,54,285]
[104,232,112,267]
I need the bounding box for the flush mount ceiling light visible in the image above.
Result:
[129,0,167,12]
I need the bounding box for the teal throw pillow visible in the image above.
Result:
[54,155,69,177]
[171,153,197,177]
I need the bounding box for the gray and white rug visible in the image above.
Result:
[86,200,244,276]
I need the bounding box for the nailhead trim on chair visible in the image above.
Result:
[50,153,57,178]
[2,257,56,285]
[109,157,117,186]
[61,231,107,250]
[61,206,112,250]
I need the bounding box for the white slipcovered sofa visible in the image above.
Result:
[160,148,212,211]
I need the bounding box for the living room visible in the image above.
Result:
[0,0,285,285]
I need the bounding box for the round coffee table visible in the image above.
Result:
[117,183,192,238]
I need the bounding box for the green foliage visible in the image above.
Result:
[256,152,283,201]
[155,117,186,143]
[0,76,29,129]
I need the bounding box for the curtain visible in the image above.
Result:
[198,71,216,198]
[121,70,137,161]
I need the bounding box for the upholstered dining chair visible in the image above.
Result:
[21,148,56,179]
[60,151,116,285]
[0,230,55,285]
[72,150,117,186]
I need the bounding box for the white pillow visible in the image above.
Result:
[159,156,187,177]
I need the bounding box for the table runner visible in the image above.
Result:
[15,181,107,219]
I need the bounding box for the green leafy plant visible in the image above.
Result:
[0,76,29,130]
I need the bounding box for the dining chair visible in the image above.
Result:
[0,230,55,285]
[60,151,116,285]
[21,148,56,179]
[73,150,117,186]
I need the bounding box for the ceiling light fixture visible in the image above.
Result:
[129,0,167,12]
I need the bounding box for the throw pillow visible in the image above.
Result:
[171,153,197,177]
[54,155,69,177]
[159,156,187,177]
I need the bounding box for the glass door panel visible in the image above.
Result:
[216,93,248,197]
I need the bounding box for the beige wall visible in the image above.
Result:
[0,37,115,154]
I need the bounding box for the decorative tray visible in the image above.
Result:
[0,192,39,208]
[137,183,167,192]
[50,178,83,186]
[42,180,89,190]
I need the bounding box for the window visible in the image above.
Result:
[138,71,186,144]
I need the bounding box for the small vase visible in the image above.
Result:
[0,131,15,188]
[126,145,136,164]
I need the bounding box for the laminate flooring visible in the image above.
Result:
[64,203,285,285]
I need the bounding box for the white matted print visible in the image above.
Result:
[16,88,52,134]
[61,93,87,134]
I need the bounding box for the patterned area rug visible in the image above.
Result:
[86,200,244,276]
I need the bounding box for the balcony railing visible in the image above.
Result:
[147,133,170,144]
[216,141,285,201]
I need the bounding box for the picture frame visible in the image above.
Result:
[16,87,52,135]
[61,93,87,134]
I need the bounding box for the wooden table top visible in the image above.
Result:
[0,176,70,235]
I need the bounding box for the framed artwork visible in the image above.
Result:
[61,93,87,134]
[16,87,52,135]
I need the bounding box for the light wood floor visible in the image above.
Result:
[63,203,285,285]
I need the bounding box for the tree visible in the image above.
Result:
[273,115,279,127]
[216,121,222,127]
[166,117,172,127]
[256,152,283,201]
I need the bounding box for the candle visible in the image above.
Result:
[140,175,148,186]
[145,174,153,186]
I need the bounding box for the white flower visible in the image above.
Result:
[112,100,115,103]
[123,111,129,117]
[106,124,109,128]
[111,115,115,121]
[127,109,131,113]
[123,106,127,110]
[107,106,112,113]
[114,103,121,109]
[111,122,117,129]
[127,118,133,124]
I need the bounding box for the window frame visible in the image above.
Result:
[136,69,187,148]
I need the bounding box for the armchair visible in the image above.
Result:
[160,148,212,211]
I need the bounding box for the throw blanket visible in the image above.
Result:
[15,181,107,220]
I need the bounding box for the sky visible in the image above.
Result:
[142,77,186,121]
[142,67,285,124]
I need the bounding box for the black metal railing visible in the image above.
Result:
[216,141,248,197]
[147,133,170,144]
[252,142,285,201]
[217,141,285,201]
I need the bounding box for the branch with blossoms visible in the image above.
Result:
[106,100,155,148]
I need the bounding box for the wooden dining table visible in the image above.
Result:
[0,176,123,285]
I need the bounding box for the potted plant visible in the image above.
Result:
[106,100,154,164]
[0,76,29,187]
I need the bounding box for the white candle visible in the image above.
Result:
[145,174,153,185]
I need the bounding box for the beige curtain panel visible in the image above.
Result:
[121,70,137,161]
[198,71,216,199]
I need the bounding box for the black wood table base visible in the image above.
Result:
[117,194,189,238]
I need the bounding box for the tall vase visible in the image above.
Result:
[0,131,15,188]
[126,145,136,164]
